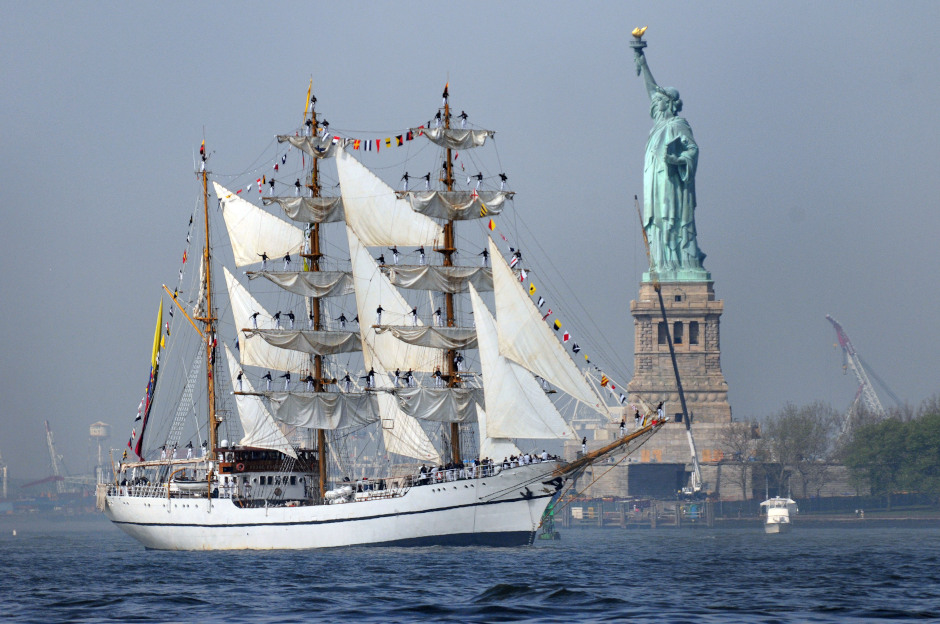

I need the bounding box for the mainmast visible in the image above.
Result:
[200,143,220,454]
[439,83,461,464]
[304,94,329,497]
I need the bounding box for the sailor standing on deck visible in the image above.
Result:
[634,408,641,430]
[410,306,418,327]
[479,248,489,267]
[581,436,587,456]
[274,311,283,329]
[656,402,665,423]
[280,371,291,390]
[303,374,315,392]
[250,311,260,329]
[414,246,426,266]
[236,370,244,392]
[389,247,401,265]
[400,172,410,191]
[287,311,295,329]
[186,441,193,459]
[283,253,292,271]
[263,371,273,391]
[258,252,268,270]
[620,419,626,437]
[433,307,442,327]
[375,305,384,326]
[335,313,347,330]
[342,373,352,392]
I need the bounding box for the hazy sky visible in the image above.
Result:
[2,1,938,479]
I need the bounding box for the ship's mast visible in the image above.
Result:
[305,98,328,497]
[440,85,461,464]
[200,149,220,454]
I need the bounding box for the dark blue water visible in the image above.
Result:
[1,515,938,623]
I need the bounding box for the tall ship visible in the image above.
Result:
[100,85,664,550]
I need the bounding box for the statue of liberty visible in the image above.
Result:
[631,32,707,279]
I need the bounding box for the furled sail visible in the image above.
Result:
[477,405,521,461]
[277,134,342,159]
[336,150,443,247]
[384,265,493,293]
[368,350,441,463]
[265,392,380,430]
[393,387,481,423]
[247,270,354,298]
[244,329,362,356]
[223,345,297,458]
[418,127,494,150]
[470,284,574,440]
[375,326,478,350]
[262,196,344,223]
[223,267,309,373]
[347,229,441,372]
[489,238,604,413]
[402,190,511,221]
[215,182,305,267]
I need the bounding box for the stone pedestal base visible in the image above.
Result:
[627,280,731,424]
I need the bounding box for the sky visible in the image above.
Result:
[1,1,938,480]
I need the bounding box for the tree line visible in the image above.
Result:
[718,395,940,505]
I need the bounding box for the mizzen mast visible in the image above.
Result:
[198,139,221,454]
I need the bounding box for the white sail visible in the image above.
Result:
[490,238,604,412]
[394,387,481,423]
[278,134,343,159]
[346,228,441,372]
[419,127,494,150]
[403,190,510,221]
[247,270,354,298]
[375,326,478,350]
[470,284,574,440]
[245,329,362,356]
[477,405,521,461]
[215,182,305,268]
[336,149,443,247]
[223,344,297,458]
[223,267,309,373]
[385,265,493,293]
[262,196,344,223]
[266,392,380,430]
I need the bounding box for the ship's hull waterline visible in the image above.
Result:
[104,463,560,550]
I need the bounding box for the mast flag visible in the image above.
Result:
[134,299,163,460]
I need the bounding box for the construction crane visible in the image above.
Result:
[826,315,897,435]
[0,449,7,500]
[45,420,66,494]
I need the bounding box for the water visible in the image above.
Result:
[1,515,938,623]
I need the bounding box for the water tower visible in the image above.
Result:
[89,421,110,482]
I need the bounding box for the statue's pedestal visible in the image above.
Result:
[627,280,731,424]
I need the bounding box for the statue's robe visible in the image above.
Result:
[642,115,703,271]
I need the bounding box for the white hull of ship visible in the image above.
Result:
[104,463,559,550]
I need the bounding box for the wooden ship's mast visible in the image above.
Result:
[304,94,329,498]
[198,143,221,456]
[439,85,461,464]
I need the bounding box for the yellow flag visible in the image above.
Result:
[304,78,313,119]
[151,299,164,368]
[529,283,536,295]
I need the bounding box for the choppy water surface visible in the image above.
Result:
[1,515,938,623]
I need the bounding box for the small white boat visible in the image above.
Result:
[760,497,797,534]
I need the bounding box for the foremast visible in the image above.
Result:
[304,93,329,498]
[439,84,461,465]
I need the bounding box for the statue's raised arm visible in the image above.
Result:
[633,45,660,101]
